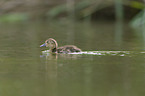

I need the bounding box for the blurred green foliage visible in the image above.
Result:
[48,1,92,18]
[130,10,145,27]
[129,1,145,27]
[48,5,67,18]
[130,1,144,9]
[0,0,144,25]
[130,1,145,27]
[0,13,29,23]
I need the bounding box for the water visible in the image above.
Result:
[0,21,145,96]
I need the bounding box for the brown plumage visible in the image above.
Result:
[40,38,82,53]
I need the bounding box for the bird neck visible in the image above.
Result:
[48,39,58,53]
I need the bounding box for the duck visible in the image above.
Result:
[40,38,82,53]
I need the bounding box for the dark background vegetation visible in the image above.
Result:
[0,0,144,22]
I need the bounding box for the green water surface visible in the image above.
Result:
[0,21,145,96]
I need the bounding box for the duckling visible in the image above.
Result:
[40,38,82,53]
